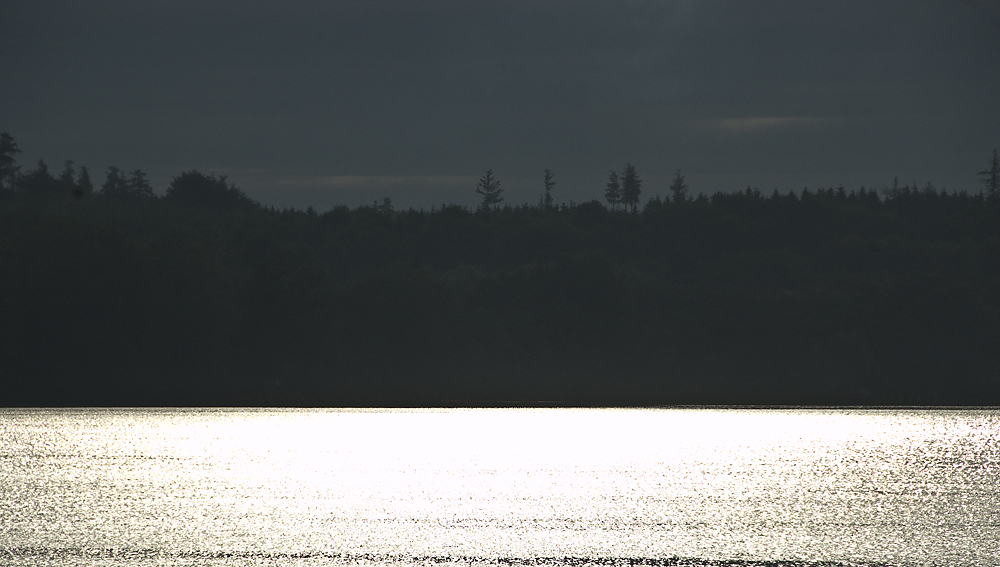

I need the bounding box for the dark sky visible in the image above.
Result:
[3,0,999,210]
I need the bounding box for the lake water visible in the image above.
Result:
[1,408,998,567]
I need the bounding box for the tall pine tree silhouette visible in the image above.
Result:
[979,149,1000,198]
[669,169,688,203]
[621,164,641,212]
[543,169,555,210]
[476,169,503,211]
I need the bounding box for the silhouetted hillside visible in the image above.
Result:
[2,138,999,406]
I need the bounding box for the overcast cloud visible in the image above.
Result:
[2,0,998,209]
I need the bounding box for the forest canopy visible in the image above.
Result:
[2,132,999,407]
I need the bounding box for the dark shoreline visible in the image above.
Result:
[4,181,1000,407]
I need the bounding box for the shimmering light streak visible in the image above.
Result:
[1,408,998,566]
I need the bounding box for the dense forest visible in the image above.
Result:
[2,132,1000,406]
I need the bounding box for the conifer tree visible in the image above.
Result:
[59,160,77,196]
[475,169,503,211]
[101,166,130,198]
[128,169,155,198]
[605,170,621,211]
[621,163,641,212]
[668,169,688,203]
[0,131,20,192]
[101,166,155,200]
[20,159,59,196]
[75,166,93,198]
[543,169,555,210]
[375,197,393,213]
[979,149,1000,197]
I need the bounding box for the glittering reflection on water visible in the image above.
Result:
[1,408,998,566]
[0,548,917,567]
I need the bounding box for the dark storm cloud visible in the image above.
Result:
[2,0,998,208]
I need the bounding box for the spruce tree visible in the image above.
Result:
[101,167,155,200]
[128,169,155,198]
[19,159,59,196]
[979,149,1000,197]
[543,169,555,210]
[605,171,621,210]
[75,166,94,198]
[475,169,503,211]
[59,160,77,196]
[0,131,20,192]
[621,163,641,212]
[101,166,130,198]
[668,169,688,203]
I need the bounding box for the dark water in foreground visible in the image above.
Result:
[1,408,998,566]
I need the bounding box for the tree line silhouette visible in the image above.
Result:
[2,130,1000,406]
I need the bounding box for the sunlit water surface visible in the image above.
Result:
[1,408,998,567]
